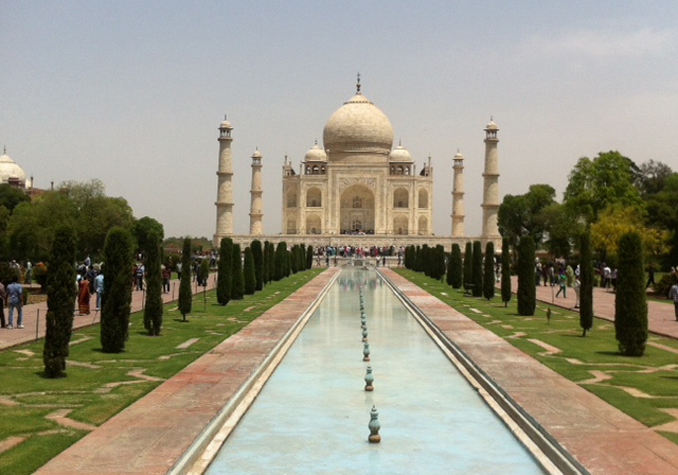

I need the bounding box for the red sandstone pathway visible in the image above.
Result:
[0,276,217,351]
[510,276,678,339]
[389,269,678,475]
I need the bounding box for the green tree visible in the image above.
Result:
[472,241,483,297]
[133,216,165,257]
[216,238,232,305]
[231,244,244,299]
[251,240,264,290]
[463,242,473,293]
[178,238,192,321]
[266,241,275,283]
[498,184,556,252]
[483,242,495,300]
[0,183,30,213]
[636,159,673,197]
[615,232,648,356]
[262,240,271,284]
[564,151,643,223]
[143,230,163,336]
[517,235,536,316]
[290,245,299,274]
[243,247,256,295]
[447,243,462,289]
[43,225,77,377]
[501,238,511,307]
[101,227,134,352]
[579,229,594,336]
[274,242,286,281]
[306,245,314,269]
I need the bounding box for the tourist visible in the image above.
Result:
[94,271,104,311]
[25,260,32,285]
[555,271,567,298]
[573,276,581,309]
[162,265,171,293]
[6,276,23,329]
[611,268,618,291]
[646,265,656,289]
[0,280,5,328]
[602,264,611,290]
[135,263,145,291]
[669,282,678,321]
[78,273,91,315]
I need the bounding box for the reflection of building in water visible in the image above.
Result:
[213,77,501,251]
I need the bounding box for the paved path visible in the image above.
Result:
[0,275,218,351]
[513,277,678,339]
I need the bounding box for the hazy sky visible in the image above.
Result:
[2,1,677,239]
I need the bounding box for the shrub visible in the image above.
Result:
[178,238,192,321]
[243,246,256,295]
[216,238,232,305]
[231,243,244,300]
[143,230,163,336]
[579,229,594,336]
[483,242,495,300]
[615,232,648,356]
[274,242,286,281]
[33,262,48,289]
[43,225,77,377]
[251,240,264,290]
[447,243,462,289]
[101,227,134,352]
[472,241,483,297]
[517,235,536,316]
[500,238,511,307]
[306,245,314,269]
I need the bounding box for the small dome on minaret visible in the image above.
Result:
[304,141,327,162]
[484,119,499,131]
[389,141,412,162]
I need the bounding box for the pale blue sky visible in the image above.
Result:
[2,1,677,238]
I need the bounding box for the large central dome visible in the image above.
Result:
[323,91,394,157]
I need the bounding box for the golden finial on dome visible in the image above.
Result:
[356,72,361,93]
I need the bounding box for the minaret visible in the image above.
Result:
[451,150,465,237]
[249,148,263,235]
[481,119,501,239]
[214,116,234,247]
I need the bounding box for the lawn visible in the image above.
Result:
[0,268,323,475]
[394,268,678,446]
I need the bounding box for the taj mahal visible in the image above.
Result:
[214,77,501,251]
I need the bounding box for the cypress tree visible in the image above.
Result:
[143,230,163,336]
[231,243,244,299]
[178,237,192,321]
[267,241,275,282]
[243,247,256,295]
[472,241,483,297]
[434,245,446,280]
[501,238,512,307]
[217,237,232,305]
[517,235,536,316]
[615,232,648,356]
[448,243,463,289]
[274,242,286,280]
[284,245,291,277]
[262,240,271,284]
[43,224,77,377]
[579,229,594,336]
[483,242,495,300]
[306,245,314,269]
[199,259,210,287]
[463,242,473,293]
[251,239,264,290]
[290,245,299,274]
[101,226,134,352]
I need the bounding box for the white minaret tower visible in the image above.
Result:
[214,116,234,247]
[451,150,465,237]
[481,119,501,239]
[249,148,263,235]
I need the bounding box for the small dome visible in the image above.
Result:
[454,151,464,160]
[0,150,27,185]
[485,120,499,131]
[219,119,232,129]
[252,149,262,159]
[323,92,393,157]
[304,141,327,162]
[389,142,412,162]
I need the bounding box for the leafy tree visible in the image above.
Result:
[133,216,165,256]
[251,240,264,290]
[0,184,30,213]
[43,225,77,377]
[231,244,244,299]
[517,235,536,316]
[500,238,511,307]
[472,241,483,297]
[101,227,134,352]
[463,242,473,292]
[539,202,581,259]
[483,242,495,300]
[579,229,594,336]
[216,238,232,305]
[498,184,557,252]
[636,159,673,197]
[306,245,314,269]
[143,230,163,336]
[243,247,256,295]
[564,151,643,223]
[447,243,462,289]
[178,238,192,321]
[615,232,648,356]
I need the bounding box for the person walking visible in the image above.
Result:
[555,272,567,298]
[7,276,23,329]
[573,276,581,308]
[646,265,656,289]
[94,272,104,311]
[669,282,678,321]
[0,280,6,328]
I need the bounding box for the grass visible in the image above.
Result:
[395,268,678,442]
[0,268,323,475]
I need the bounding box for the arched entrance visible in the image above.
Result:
[340,185,375,234]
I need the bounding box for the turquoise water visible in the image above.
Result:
[206,268,545,474]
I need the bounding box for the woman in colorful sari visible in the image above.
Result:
[78,274,91,315]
